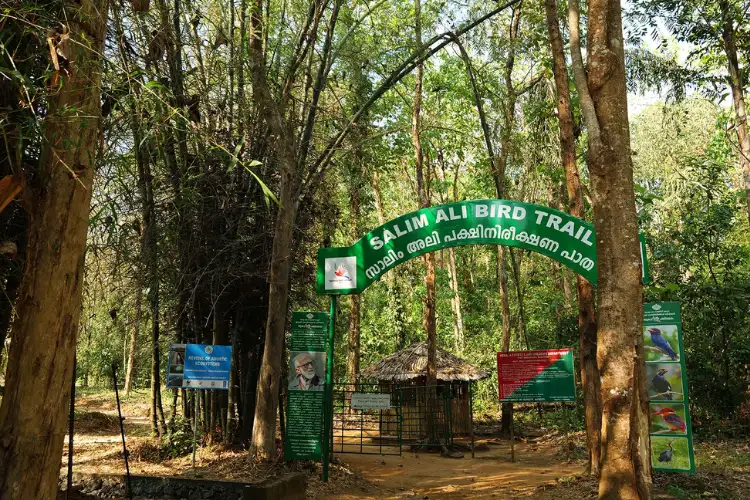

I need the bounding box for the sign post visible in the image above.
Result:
[322,297,337,482]
[166,343,232,470]
[317,200,651,295]
[284,311,329,463]
[497,349,576,403]
[497,349,576,462]
[643,302,695,473]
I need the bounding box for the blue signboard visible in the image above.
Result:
[166,344,232,390]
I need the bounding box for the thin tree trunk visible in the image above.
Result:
[545,0,601,474]
[509,249,529,350]
[412,0,437,391]
[372,171,408,348]
[448,248,464,353]
[124,286,142,396]
[346,294,361,383]
[247,0,301,458]
[719,0,750,224]
[454,9,521,435]
[0,1,107,496]
[569,0,651,496]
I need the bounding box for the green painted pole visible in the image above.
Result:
[322,296,337,482]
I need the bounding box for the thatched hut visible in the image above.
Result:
[360,342,490,439]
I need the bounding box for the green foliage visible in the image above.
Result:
[160,416,195,459]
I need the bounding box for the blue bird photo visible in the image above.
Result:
[648,327,677,361]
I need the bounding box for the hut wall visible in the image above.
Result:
[380,379,473,439]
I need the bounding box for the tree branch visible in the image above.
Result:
[302,0,524,196]
[567,0,602,160]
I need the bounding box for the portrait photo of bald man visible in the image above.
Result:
[288,351,326,391]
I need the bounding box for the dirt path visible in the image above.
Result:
[329,440,585,498]
[62,392,587,498]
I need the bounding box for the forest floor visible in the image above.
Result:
[58,389,749,499]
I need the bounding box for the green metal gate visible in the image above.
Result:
[331,383,402,455]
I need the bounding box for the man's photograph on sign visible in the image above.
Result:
[166,344,186,388]
[288,351,326,391]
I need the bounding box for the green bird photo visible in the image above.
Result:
[650,436,692,471]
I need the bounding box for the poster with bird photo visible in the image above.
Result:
[646,363,684,401]
[650,436,692,471]
[643,325,680,362]
[644,302,695,473]
[650,403,688,435]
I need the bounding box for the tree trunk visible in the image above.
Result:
[719,0,750,224]
[412,0,437,390]
[448,248,464,354]
[346,297,361,384]
[544,0,601,474]
[247,0,301,458]
[0,1,107,496]
[124,286,142,396]
[569,0,651,496]
[372,170,408,348]
[454,8,520,435]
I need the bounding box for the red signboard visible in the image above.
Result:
[497,349,576,402]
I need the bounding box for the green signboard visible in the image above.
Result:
[497,349,576,402]
[284,312,329,460]
[644,302,695,473]
[316,199,649,294]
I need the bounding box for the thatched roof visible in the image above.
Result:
[359,342,490,382]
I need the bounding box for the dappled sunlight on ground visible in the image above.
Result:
[329,440,584,498]
[63,390,590,498]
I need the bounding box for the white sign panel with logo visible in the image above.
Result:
[324,256,357,290]
[350,392,391,410]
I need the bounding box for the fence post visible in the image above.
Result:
[322,295,337,482]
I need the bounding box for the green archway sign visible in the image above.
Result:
[316,199,648,294]
[314,199,649,481]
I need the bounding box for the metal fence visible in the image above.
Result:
[331,382,402,455]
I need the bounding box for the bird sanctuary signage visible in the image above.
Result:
[316,199,649,295]
[284,311,329,460]
[644,302,695,473]
[166,344,232,389]
[497,349,576,402]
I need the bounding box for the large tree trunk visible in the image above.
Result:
[569,0,651,496]
[0,1,107,497]
[719,0,750,224]
[544,0,601,475]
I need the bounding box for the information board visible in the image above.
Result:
[497,349,576,402]
[284,312,329,460]
[644,302,695,473]
[166,344,232,389]
[351,393,391,410]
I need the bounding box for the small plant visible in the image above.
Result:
[160,415,194,458]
